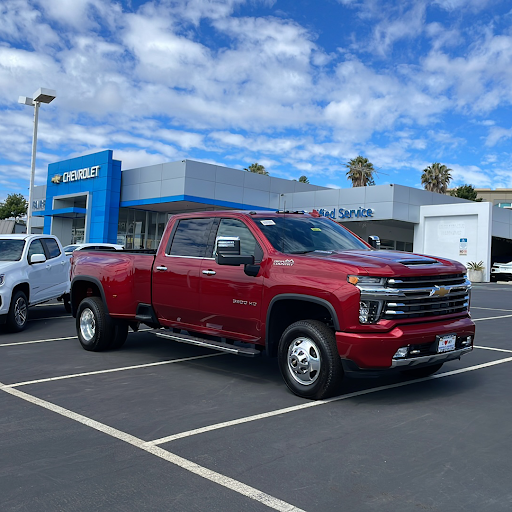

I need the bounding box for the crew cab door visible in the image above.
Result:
[199,218,264,342]
[152,217,214,329]
[26,239,53,303]
[40,238,70,297]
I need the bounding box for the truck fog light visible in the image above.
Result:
[461,336,473,347]
[359,300,381,324]
[393,347,409,359]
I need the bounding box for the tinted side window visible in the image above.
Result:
[43,238,61,259]
[212,219,262,261]
[168,218,213,257]
[28,240,45,262]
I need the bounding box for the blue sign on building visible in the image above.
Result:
[35,150,121,244]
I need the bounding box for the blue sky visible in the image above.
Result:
[1,0,512,202]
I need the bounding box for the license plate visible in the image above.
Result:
[437,334,456,353]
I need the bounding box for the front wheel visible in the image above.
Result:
[76,297,114,351]
[278,320,343,400]
[7,290,29,332]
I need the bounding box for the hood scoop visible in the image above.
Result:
[399,258,440,267]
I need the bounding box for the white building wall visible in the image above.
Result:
[414,202,492,281]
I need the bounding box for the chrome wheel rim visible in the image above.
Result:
[14,297,27,327]
[287,337,321,386]
[80,308,96,342]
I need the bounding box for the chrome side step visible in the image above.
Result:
[155,331,262,357]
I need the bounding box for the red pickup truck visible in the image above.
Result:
[70,210,475,399]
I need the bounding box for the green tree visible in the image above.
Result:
[449,184,483,202]
[0,193,28,221]
[244,163,269,176]
[421,163,452,194]
[298,175,309,183]
[345,156,376,187]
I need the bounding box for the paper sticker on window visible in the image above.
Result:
[311,228,322,231]
[260,220,276,226]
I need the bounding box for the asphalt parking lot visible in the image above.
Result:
[1,284,512,512]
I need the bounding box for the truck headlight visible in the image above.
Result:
[348,275,386,286]
[0,274,4,286]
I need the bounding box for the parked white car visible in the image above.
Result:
[63,243,124,256]
[490,261,512,281]
[0,234,71,332]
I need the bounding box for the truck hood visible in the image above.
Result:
[0,261,20,273]
[301,250,465,276]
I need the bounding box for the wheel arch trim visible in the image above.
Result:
[70,276,109,317]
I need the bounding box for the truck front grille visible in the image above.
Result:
[383,274,470,320]
[359,273,471,322]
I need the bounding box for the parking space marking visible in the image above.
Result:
[473,314,512,322]
[0,328,157,348]
[472,307,512,312]
[474,345,512,353]
[146,355,512,446]
[0,336,77,347]
[0,328,156,348]
[3,353,225,388]
[0,382,305,512]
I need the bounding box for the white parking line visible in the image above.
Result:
[0,328,155,348]
[473,314,512,321]
[474,345,512,353]
[0,382,305,512]
[4,353,226,388]
[146,355,512,446]
[0,336,77,347]
[472,307,512,312]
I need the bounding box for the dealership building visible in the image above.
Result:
[30,149,512,281]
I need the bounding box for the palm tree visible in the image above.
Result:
[421,163,452,193]
[298,175,309,183]
[244,163,269,176]
[345,156,376,187]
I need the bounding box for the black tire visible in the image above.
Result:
[76,297,114,351]
[63,294,71,314]
[7,290,29,332]
[109,321,129,349]
[401,363,443,379]
[278,320,343,400]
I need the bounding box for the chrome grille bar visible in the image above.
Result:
[358,273,471,321]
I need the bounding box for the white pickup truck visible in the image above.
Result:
[0,234,71,332]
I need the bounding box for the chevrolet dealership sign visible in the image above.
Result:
[52,166,100,184]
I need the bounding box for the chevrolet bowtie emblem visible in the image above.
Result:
[51,174,62,184]
[430,286,450,297]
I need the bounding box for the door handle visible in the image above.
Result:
[46,265,51,269]
[156,266,167,271]
[202,270,216,276]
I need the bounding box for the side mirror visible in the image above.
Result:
[30,253,46,264]
[215,236,255,266]
[368,236,380,250]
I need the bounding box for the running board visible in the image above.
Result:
[155,331,262,357]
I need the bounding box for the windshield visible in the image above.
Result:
[255,216,369,254]
[63,245,78,252]
[0,239,26,261]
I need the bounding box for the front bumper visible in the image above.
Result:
[335,316,475,370]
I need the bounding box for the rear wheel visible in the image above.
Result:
[63,294,71,314]
[278,320,343,400]
[76,297,114,351]
[401,363,443,379]
[7,290,28,332]
[109,321,129,349]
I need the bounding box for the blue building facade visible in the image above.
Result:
[36,150,121,243]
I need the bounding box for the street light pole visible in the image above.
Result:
[19,88,56,234]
